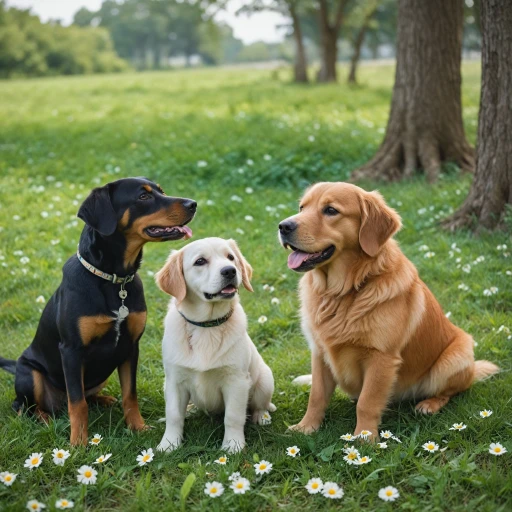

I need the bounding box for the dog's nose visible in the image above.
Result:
[182,199,197,212]
[279,220,297,235]
[220,266,236,279]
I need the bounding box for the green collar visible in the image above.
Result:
[178,307,234,328]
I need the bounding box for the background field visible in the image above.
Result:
[0,64,510,511]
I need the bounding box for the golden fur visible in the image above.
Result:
[282,182,499,440]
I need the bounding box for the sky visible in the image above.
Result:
[7,0,288,45]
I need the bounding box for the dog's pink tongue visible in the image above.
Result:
[182,226,193,239]
[288,250,310,269]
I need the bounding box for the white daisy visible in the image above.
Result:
[354,455,371,465]
[89,434,102,446]
[260,411,272,424]
[418,245,429,251]
[24,452,43,470]
[254,460,272,475]
[340,433,357,442]
[244,215,254,222]
[377,442,388,449]
[214,455,228,465]
[230,477,250,494]
[197,160,208,168]
[26,500,46,511]
[286,446,300,457]
[392,436,402,444]
[480,410,493,418]
[52,448,70,466]
[380,430,393,439]
[358,430,372,440]
[136,448,154,466]
[94,453,112,464]
[204,481,224,498]
[271,297,280,305]
[0,471,17,486]
[305,477,323,494]
[228,471,241,481]
[343,447,360,465]
[55,498,74,509]
[245,187,254,194]
[258,316,267,324]
[424,251,435,259]
[422,441,439,452]
[378,486,400,502]
[322,482,344,499]
[20,256,30,265]
[449,423,467,431]
[489,443,507,456]
[76,465,97,485]
[35,295,46,304]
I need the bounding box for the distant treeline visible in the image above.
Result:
[0,1,127,78]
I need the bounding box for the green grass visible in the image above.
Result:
[0,63,510,511]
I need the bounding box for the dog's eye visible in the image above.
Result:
[323,206,339,216]
[227,254,235,261]
[194,258,207,266]
[139,192,151,200]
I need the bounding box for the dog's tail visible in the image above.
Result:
[473,360,500,382]
[0,356,17,375]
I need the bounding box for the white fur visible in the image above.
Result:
[157,238,275,454]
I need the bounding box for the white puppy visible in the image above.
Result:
[155,237,275,454]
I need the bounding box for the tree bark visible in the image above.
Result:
[444,0,512,231]
[353,0,475,183]
[317,0,347,83]
[290,3,309,83]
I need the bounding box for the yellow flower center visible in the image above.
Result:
[219,458,226,463]
[483,412,488,416]
[428,444,434,450]
[312,482,318,489]
[31,505,38,510]
[236,482,243,489]
[348,453,357,460]
[5,475,12,481]
[84,470,92,478]
[328,489,335,495]
[290,449,295,454]
[259,464,266,470]
[386,490,393,496]
[361,457,367,462]
[98,457,103,462]
[143,454,150,462]
[211,487,217,494]
[57,453,63,458]
[61,501,68,506]
[362,431,368,435]
[494,447,501,453]
[31,458,39,465]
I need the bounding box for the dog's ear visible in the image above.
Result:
[155,249,186,303]
[77,184,117,236]
[228,239,253,292]
[359,191,402,257]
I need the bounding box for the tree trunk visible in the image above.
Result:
[290,4,309,83]
[317,0,346,83]
[443,0,512,231]
[317,30,337,82]
[347,21,370,84]
[353,0,475,183]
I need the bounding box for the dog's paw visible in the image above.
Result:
[157,439,180,453]
[291,374,313,386]
[268,403,277,412]
[252,410,272,425]
[287,421,319,435]
[222,438,246,454]
[415,397,449,414]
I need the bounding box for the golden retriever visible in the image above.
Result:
[278,182,499,440]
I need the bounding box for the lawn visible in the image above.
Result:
[0,63,510,511]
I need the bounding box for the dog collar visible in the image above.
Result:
[178,307,234,328]
[77,249,135,285]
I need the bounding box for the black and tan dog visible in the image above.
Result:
[0,177,196,445]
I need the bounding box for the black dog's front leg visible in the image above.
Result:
[60,345,88,446]
[118,341,147,431]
